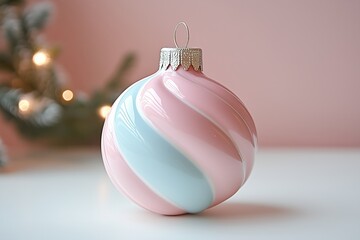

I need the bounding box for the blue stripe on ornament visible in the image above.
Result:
[112,77,214,213]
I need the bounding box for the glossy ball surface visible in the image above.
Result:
[101,68,257,215]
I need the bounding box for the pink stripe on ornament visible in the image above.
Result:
[176,68,257,180]
[164,69,255,183]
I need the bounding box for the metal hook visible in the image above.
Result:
[173,22,189,48]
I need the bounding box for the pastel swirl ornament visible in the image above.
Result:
[101,22,257,215]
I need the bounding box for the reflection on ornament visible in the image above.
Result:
[33,50,51,66]
[62,89,74,102]
[98,105,111,119]
[18,99,31,112]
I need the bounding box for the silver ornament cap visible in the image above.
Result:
[159,22,203,72]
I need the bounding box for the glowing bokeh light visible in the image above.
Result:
[33,50,51,66]
[62,89,74,102]
[98,105,111,119]
[18,99,31,112]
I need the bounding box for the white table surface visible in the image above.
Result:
[1,148,360,240]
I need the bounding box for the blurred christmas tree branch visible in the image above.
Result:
[0,0,135,146]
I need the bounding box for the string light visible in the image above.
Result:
[98,105,111,119]
[33,50,51,66]
[18,99,31,112]
[62,89,74,102]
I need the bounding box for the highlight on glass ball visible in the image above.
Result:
[101,22,257,215]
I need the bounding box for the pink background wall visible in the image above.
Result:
[1,0,360,149]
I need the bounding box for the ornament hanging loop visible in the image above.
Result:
[173,22,189,48]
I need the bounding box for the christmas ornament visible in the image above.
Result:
[101,22,257,215]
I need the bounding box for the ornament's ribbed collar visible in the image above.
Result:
[159,22,202,71]
[159,48,203,72]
